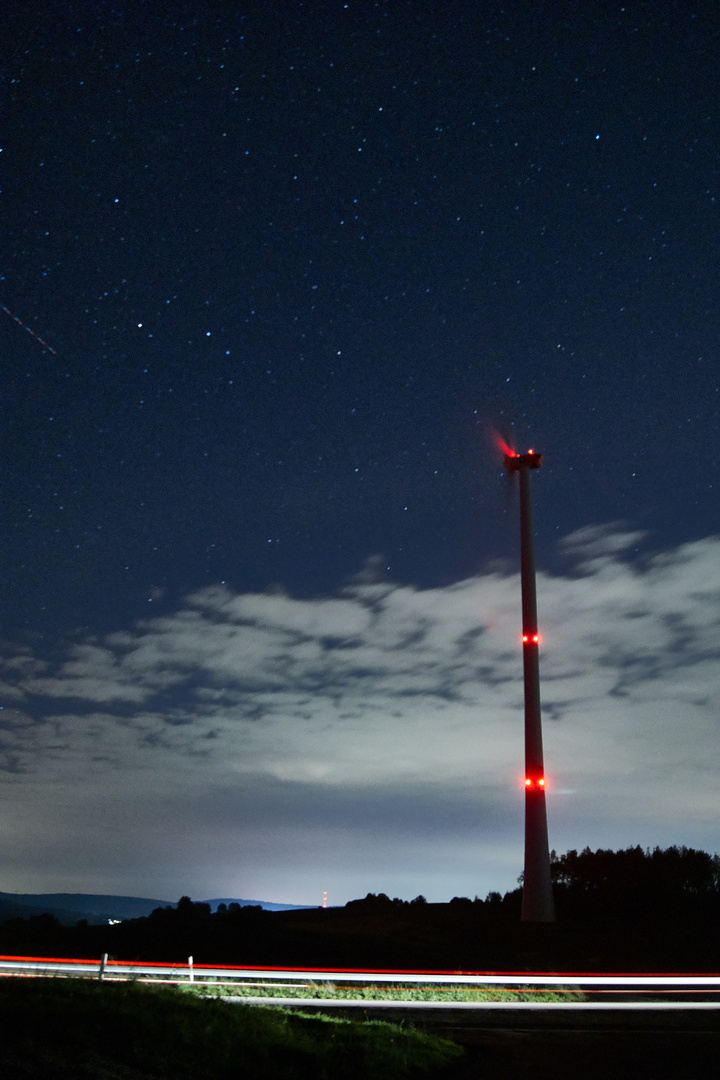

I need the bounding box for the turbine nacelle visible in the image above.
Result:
[504,449,543,471]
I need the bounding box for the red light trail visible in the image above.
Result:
[492,429,516,458]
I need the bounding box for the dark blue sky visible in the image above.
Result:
[5,0,719,634]
[2,1,719,903]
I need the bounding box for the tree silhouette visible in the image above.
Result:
[550,845,720,919]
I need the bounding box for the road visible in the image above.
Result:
[437,1024,719,1080]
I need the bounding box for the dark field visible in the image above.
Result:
[0,978,462,1080]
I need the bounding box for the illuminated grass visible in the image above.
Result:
[186,980,586,1002]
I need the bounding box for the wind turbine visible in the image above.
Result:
[504,445,555,923]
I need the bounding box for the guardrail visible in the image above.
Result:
[1,954,719,1004]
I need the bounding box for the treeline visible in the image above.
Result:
[0,891,469,967]
[549,844,720,919]
[346,845,720,921]
[482,844,720,920]
[0,895,279,965]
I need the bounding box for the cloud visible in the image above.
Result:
[561,522,647,558]
[1,529,720,902]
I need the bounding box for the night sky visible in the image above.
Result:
[2,1,719,906]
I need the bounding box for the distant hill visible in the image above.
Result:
[204,898,315,913]
[0,892,315,925]
[0,893,173,925]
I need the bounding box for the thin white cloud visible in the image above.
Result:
[561,522,647,556]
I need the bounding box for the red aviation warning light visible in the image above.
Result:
[522,633,541,644]
[525,777,546,789]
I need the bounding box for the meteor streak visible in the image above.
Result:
[2,304,57,354]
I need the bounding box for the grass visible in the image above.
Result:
[0,976,463,1079]
[185,979,585,1003]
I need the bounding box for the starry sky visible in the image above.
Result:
[2,0,719,907]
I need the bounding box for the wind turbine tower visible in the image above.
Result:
[504,448,555,923]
